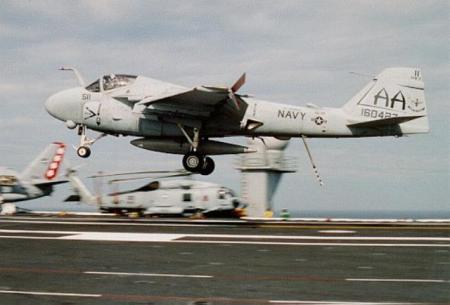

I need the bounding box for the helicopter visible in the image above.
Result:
[65,168,245,217]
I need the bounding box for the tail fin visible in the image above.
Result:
[66,169,97,205]
[20,142,66,183]
[343,67,429,134]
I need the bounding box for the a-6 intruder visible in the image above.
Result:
[45,67,428,176]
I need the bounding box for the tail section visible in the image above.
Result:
[20,142,66,183]
[66,169,97,205]
[343,67,429,135]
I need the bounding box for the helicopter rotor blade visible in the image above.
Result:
[88,169,187,179]
[108,172,192,184]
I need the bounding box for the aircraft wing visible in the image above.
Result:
[132,74,247,120]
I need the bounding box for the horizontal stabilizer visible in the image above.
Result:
[347,115,424,128]
[64,194,81,202]
[34,179,68,187]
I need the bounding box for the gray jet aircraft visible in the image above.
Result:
[65,169,245,217]
[45,67,428,176]
[0,142,67,203]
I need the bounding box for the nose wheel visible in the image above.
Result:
[76,146,91,158]
[75,125,106,159]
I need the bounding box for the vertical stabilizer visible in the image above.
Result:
[20,142,66,183]
[66,169,97,205]
[343,67,429,134]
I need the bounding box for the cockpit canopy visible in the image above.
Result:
[85,74,137,92]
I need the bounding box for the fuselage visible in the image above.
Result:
[46,78,356,141]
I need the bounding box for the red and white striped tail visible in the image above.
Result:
[44,142,66,180]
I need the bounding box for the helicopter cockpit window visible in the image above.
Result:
[102,74,137,91]
[85,79,100,92]
[135,181,160,192]
[218,189,226,199]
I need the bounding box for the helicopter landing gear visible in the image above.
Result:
[178,124,215,175]
[76,125,106,158]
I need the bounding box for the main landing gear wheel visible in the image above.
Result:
[182,152,204,172]
[200,156,215,175]
[77,146,91,158]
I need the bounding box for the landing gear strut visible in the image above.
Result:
[178,124,215,175]
[76,125,106,158]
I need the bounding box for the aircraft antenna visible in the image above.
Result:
[301,135,324,187]
[59,66,86,87]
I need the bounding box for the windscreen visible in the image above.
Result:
[103,74,137,91]
[85,74,137,92]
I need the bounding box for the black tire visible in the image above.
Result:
[200,156,215,175]
[77,146,91,158]
[182,152,204,172]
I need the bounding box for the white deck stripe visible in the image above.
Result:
[0,290,101,297]
[0,230,449,247]
[84,271,213,278]
[0,229,448,241]
[346,278,449,283]
[59,232,184,242]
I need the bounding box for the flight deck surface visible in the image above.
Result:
[0,215,448,305]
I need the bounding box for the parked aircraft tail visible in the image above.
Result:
[65,169,97,205]
[343,67,429,135]
[20,142,67,184]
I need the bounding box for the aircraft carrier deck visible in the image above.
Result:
[0,214,448,305]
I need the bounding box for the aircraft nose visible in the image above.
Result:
[45,92,64,119]
[45,88,82,122]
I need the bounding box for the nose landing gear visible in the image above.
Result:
[75,125,106,158]
[76,146,91,158]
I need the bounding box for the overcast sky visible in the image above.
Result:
[0,1,448,216]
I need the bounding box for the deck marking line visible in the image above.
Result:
[346,278,449,283]
[59,232,184,242]
[1,229,449,241]
[174,240,450,247]
[270,301,425,304]
[0,235,449,247]
[0,290,101,297]
[84,271,213,278]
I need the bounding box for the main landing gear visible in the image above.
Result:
[76,125,106,158]
[182,152,215,175]
[178,124,215,175]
